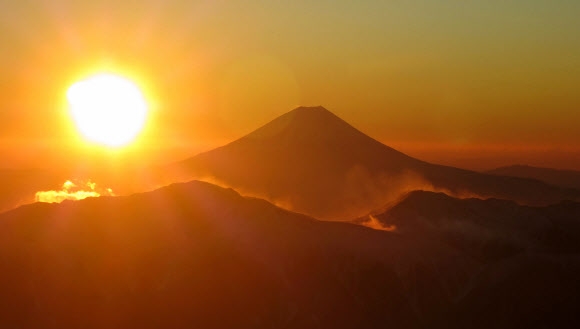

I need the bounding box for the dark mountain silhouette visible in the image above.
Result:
[1,181,579,328]
[452,253,580,329]
[0,180,477,329]
[164,106,580,219]
[357,190,580,328]
[364,190,580,260]
[487,164,580,190]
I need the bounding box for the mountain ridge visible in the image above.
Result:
[163,106,580,219]
[1,179,579,328]
[366,189,580,258]
[0,179,477,329]
[487,164,580,190]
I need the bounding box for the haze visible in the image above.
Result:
[1,2,580,327]
[1,0,579,170]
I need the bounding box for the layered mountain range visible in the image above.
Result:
[0,181,474,329]
[3,107,578,219]
[1,106,580,328]
[0,180,579,328]
[164,106,580,219]
[487,165,580,190]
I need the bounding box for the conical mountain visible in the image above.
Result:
[166,106,580,219]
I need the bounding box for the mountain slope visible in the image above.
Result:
[165,106,580,219]
[366,190,580,260]
[0,181,476,329]
[487,164,580,190]
[2,181,580,328]
[359,190,580,328]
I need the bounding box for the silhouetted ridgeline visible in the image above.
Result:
[487,165,580,190]
[164,106,580,219]
[0,180,474,329]
[2,107,579,219]
[360,190,580,259]
[1,106,579,328]
[0,181,579,328]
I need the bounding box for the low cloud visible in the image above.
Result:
[35,180,114,204]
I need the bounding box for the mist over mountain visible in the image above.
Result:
[487,165,580,190]
[165,106,580,220]
[364,190,580,260]
[3,107,578,218]
[0,180,476,329]
[1,106,578,328]
[1,181,579,328]
[357,190,580,328]
[0,169,65,213]
[0,161,155,213]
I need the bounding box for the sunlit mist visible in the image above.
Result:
[360,215,397,232]
[67,74,148,147]
[35,180,114,204]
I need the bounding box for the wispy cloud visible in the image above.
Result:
[360,215,397,232]
[35,180,114,203]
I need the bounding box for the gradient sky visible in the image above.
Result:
[1,0,579,170]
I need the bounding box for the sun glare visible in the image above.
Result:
[67,73,148,147]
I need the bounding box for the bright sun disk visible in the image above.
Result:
[67,73,148,147]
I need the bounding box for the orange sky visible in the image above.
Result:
[1,0,579,170]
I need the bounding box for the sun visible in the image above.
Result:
[67,73,148,147]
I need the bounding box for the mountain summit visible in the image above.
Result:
[165,106,580,219]
[223,106,417,171]
[243,106,406,158]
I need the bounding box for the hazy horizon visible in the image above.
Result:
[1,104,580,172]
[1,2,579,328]
[1,0,579,170]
